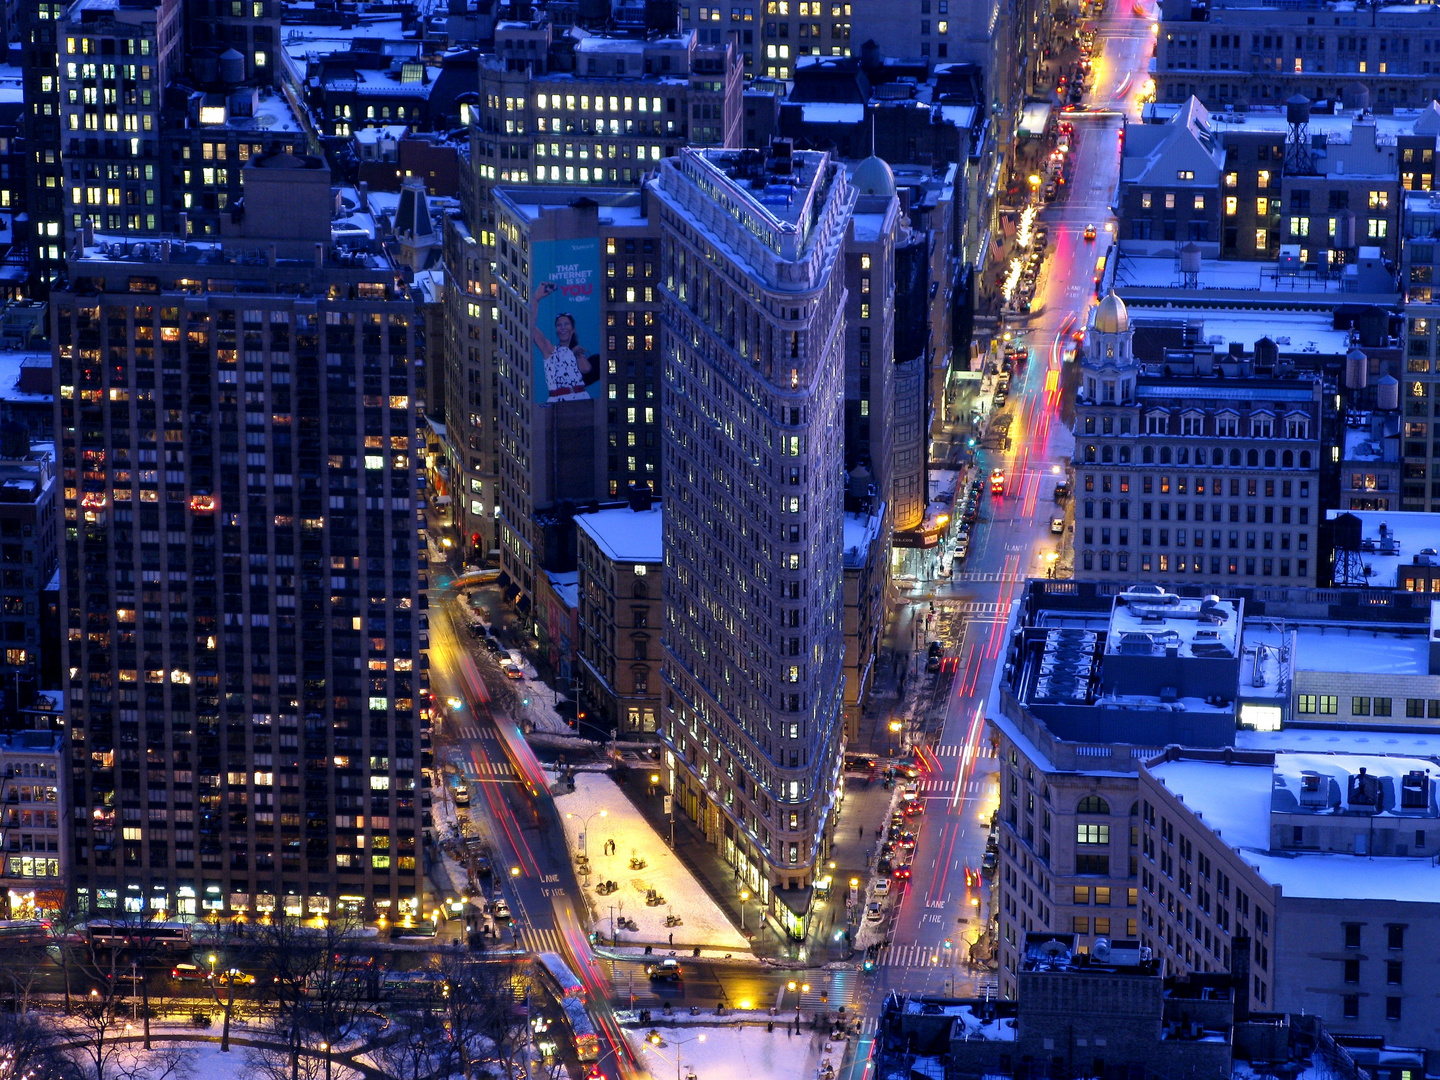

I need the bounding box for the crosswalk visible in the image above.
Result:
[950,571,1028,583]
[909,777,987,797]
[515,926,565,955]
[954,601,1003,614]
[871,942,966,969]
[448,718,483,739]
[457,757,514,780]
[931,743,998,759]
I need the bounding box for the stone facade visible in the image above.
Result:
[653,144,850,919]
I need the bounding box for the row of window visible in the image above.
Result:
[1082,444,1316,468]
[1298,696,1440,718]
[1084,474,1309,497]
[1083,527,1306,550]
[1083,551,1309,577]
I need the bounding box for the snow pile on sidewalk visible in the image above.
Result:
[555,773,749,952]
[625,1023,837,1080]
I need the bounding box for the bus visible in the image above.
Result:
[85,920,192,951]
[560,996,601,1063]
[535,952,585,1000]
[0,919,50,945]
[381,969,448,1006]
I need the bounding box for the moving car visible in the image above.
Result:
[490,898,511,921]
[990,469,1006,495]
[171,963,208,983]
[1051,517,1066,534]
[445,696,464,710]
[216,969,256,986]
[1054,479,1072,499]
[646,958,683,981]
[1083,223,1097,241]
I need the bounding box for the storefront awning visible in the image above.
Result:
[1018,102,1052,138]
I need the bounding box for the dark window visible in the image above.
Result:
[1389,924,1405,950]
[1343,958,1360,983]
[1387,960,1403,985]
[1386,997,1402,1021]
[1343,995,1360,1020]
[1345,923,1362,949]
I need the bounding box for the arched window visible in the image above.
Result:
[1247,449,1259,467]
[1102,445,1114,463]
[1282,450,1294,468]
[1085,445,1097,463]
[1264,449,1276,468]
[1142,446,1155,464]
[1119,446,1132,463]
[1230,449,1241,466]
[1300,450,1311,468]
[1160,446,1173,464]
[1212,448,1224,466]
[1177,447,1189,465]
[1130,802,1140,817]
[1077,795,1110,814]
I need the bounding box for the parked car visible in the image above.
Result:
[1051,517,1066,534]
[873,878,892,898]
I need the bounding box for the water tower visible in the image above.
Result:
[1179,243,1202,289]
[1284,94,1313,175]
[1331,512,1368,587]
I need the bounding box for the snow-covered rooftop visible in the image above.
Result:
[1106,591,1240,659]
[575,505,663,564]
[1322,508,1440,589]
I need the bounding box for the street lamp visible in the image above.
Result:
[207,954,217,981]
[888,719,903,757]
[739,889,750,931]
[319,1042,332,1080]
[565,808,608,860]
[644,1032,707,1080]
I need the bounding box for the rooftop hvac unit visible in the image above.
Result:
[1401,770,1431,810]
[1298,771,1328,807]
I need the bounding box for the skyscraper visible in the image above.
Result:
[653,142,850,928]
[55,151,428,922]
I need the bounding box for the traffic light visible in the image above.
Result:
[470,533,481,548]
[863,958,875,972]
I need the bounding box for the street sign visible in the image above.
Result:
[663,796,673,814]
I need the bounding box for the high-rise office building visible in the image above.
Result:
[441,17,741,558]
[652,142,849,929]
[55,151,429,922]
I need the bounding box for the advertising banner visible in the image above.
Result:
[530,238,603,406]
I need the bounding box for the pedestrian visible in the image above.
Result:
[669,932,674,945]
[858,825,863,839]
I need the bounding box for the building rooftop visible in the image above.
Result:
[1106,588,1240,660]
[1342,412,1399,463]
[691,144,831,231]
[1112,249,1397,299]
[1148,749,1440,902]
[1324,508,1440,588]
[495,187,647,226]
[842,506,884,569]
[1022,932,1158,975]
[575,504,663,564]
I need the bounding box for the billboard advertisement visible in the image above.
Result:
[530,238,603,406]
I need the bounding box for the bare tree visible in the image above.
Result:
[0,1012,80,1080]
[438,951,528,1080]
[0,937,51,1015]
[246,913,372,1080]
[366,1003,454,1080]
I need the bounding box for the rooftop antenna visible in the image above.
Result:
[870,112,876,158]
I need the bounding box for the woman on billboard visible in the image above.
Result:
[530,281,599,404]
